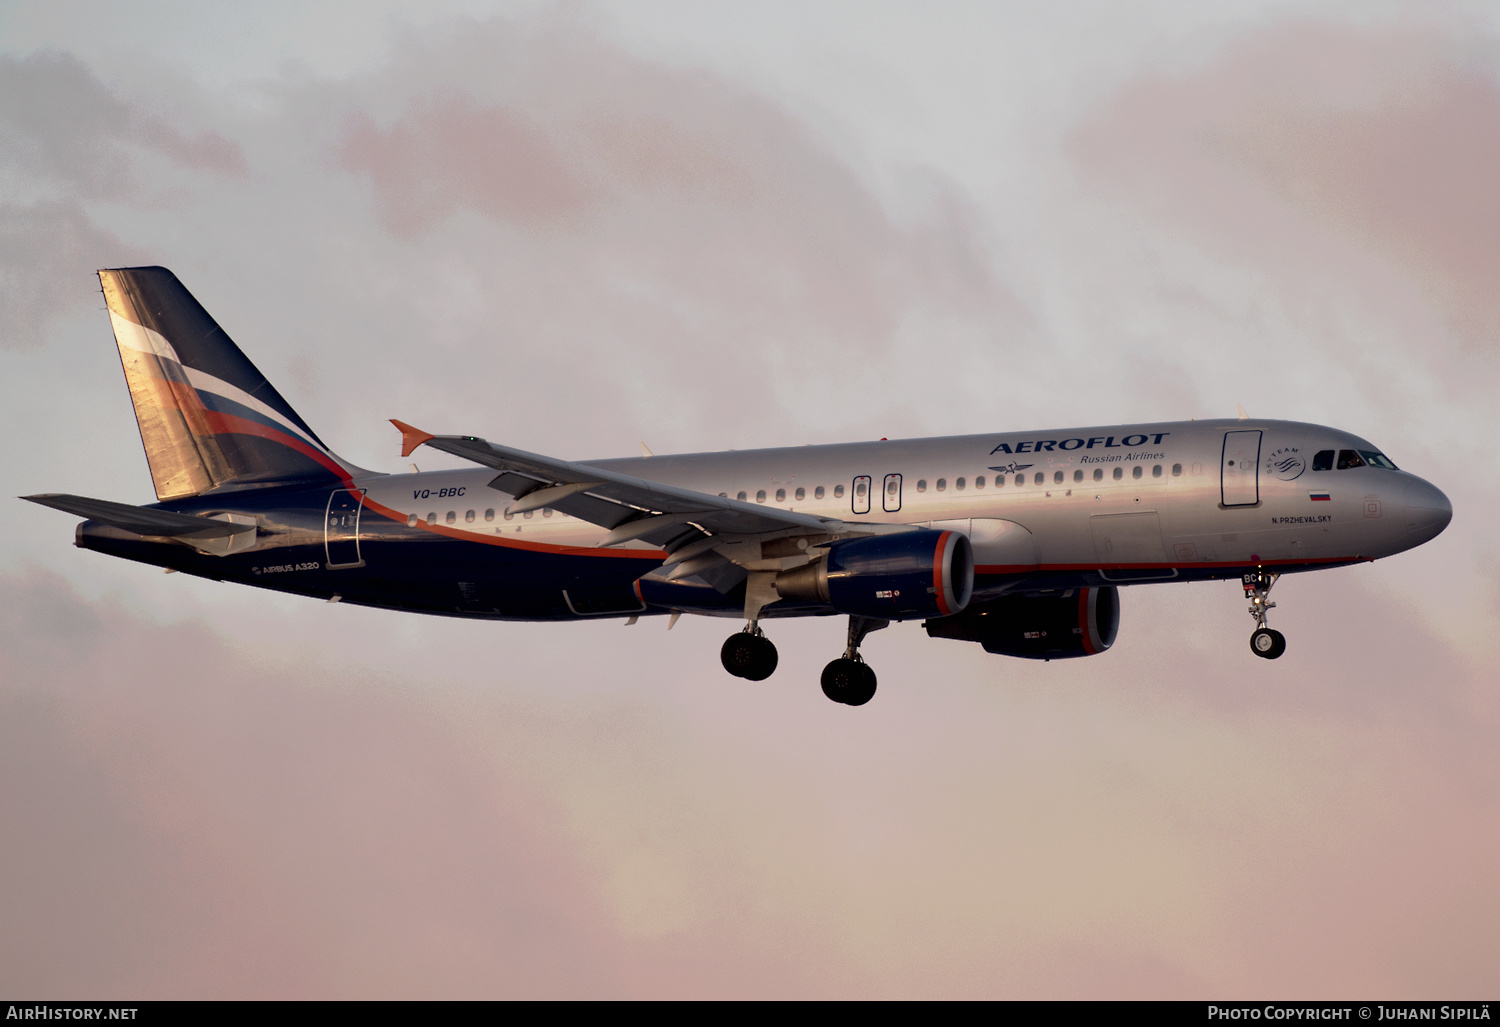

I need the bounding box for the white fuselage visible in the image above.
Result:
[361,418,1450,581]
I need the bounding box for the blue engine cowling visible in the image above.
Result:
[923,587,1120,659]
[775,529,973,620]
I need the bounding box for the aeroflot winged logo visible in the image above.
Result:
[987,462,1034,475]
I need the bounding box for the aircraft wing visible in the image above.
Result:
[22,493,255,539]
[392,421,846,550]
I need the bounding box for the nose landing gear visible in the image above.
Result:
[1244,571,1286,660]
[821,616,888,705]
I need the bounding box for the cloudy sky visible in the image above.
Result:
[3,0,1498,998]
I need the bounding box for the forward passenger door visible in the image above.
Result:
[1221,431,1262,507]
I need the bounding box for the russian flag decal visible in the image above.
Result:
[1310,492,1331,502]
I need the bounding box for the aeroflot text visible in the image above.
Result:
[990,434,1170,455]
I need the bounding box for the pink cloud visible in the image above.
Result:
[0,200,145,349]
[0,50,246,196]
[1070,21,1500,350]
[4,564,1498,998]
[0,570,618,998]
[339,97,585,234]
[0,51,243,346]
[333,18,1014,359]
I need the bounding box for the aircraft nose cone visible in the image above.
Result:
[1402,479,1452,543]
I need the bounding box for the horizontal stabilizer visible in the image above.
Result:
[22,493,254,539]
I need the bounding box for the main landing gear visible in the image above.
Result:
[718,614,889,706]
[821,616,888,706]
[722,572,781,681]
[721,627,778,681]
[1244,570,1286,660]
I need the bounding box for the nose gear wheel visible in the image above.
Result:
[1243,571,1286,660]
[1250,627,1286,659]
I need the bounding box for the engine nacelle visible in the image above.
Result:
[923,586,1119,659]
[776,529,973,620]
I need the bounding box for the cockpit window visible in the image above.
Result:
[1359,450,1398,470]
[1336,450,1365,469]
[1312,450,1334,471]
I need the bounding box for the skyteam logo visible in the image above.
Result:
[1265,447,1306,481]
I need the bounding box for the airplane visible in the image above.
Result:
[24,267,1452,706]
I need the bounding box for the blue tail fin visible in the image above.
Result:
[100,266,355,499]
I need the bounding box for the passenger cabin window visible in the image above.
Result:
[542,508,552,517]
[427,511,436,523]
[815,486,825,499]
[1094,469,1103,481]
[1014,474,1023,486]
[1132,466,1142,479]
[1312,450,1335,471]
[776,488,786,502]
[795,487,805,501]
[465,510,475,523]
[1337,450,1365,470]
[484,509,495,522]
[1113,467,1123,480]
[737,491,747,502]
[1034,472,1044,485]
[1152,465,1162,478]
[936,478,947,491]
[756,490,767,503]
[976,476,985,488]
[446,511,456,525]
[1054,471,1063,484]
[504,509,514,520]
[855,481,867,497]
[718,492,727,498]
[956,477,966,490]
[917,480,927,492]
[1172,463,1182,476]
[834,485,845,498]
[407,513,418,527]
